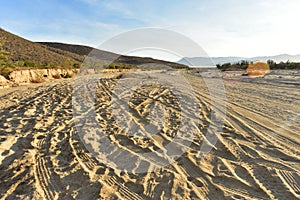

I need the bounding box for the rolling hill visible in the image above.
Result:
[0,29,82,67]
[38,42,188,69]
[0,28,188,72]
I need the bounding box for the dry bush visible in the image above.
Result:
[52,73,61,79]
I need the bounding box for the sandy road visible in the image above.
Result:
[0,71,299,199]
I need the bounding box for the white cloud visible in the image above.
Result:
[102,1,133,17]
[78,0,99,5]
[135,0,300,57]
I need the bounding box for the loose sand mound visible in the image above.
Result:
[0,71,299,199]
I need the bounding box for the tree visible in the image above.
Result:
[267,59,275,65]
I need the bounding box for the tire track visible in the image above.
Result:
[277,170,300,197]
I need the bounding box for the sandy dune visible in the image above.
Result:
[0,70,299,199]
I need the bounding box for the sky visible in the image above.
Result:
[1,0,300,59]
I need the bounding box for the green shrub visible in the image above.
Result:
[73,63,80,68]
[24,60,38,68]
[108,63,116,69]
[0,67,14,79]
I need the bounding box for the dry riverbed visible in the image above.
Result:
[0,70,299,199]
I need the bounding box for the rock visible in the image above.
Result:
[0,75,10,84]
[0,75,13,89]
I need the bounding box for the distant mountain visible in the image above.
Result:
[178,54,300,66]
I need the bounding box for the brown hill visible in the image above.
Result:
[0,29,80,67]
[38,42,188,69]
[38,42,95,56]
[0,28,187,72]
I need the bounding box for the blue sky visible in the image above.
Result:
[1,0,300,58]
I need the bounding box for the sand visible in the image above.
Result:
[0,70,299,199]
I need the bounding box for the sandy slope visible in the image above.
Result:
[0,70,299,200]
